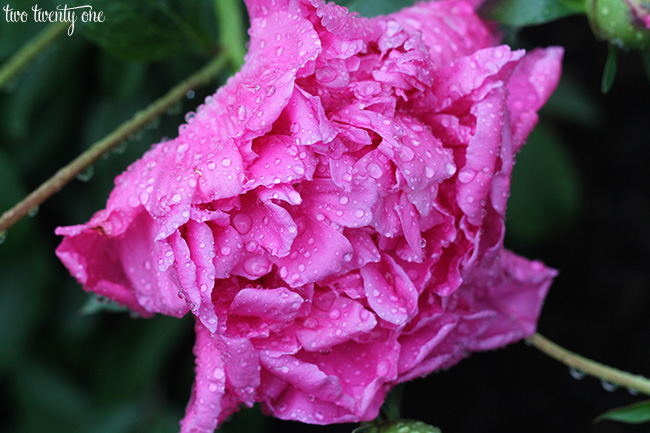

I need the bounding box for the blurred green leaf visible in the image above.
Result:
[507,122,582,245]
[80,294,130,315]
[480,0,584,26]
[14,362,91,433]
[71,0,217,62]
[595,400,650,424]
[380,383,405,421]
[542,74,604,127]
[601,44,618,93]
[94,316,190,401]
[338,0,415,17]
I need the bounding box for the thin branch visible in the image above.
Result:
[0,22,68,91]
[0,54,228,235]
[528,333,650,396]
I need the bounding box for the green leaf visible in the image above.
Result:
[506,122,583,245]
[214,0,247,69]
[71,0,217,62]
[380,383,405,421]
[80,294,130,315]
[337,0,415,17]
[480,0,585,26]
[595,400,650,424]
[602,44,618,93]
[378,420,442,433]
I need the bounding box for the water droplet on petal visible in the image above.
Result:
[237,105,247,120]
[367,163,383,179]
[458,168,476,183]
[233,214,253,234]
[445,162,456,176]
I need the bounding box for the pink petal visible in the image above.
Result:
[361,254,418,326]
[273,214,354,287]
[507,47,564,150]
[296,292,377,350]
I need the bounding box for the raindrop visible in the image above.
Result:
[458,168,476,184]
[233,214,253,235]
[76,165,94,182]
[145,116,161,130]
[444,162,456,176]
[27,206,39,218]
[265,85,276,96]
[601,379,618,392]
[237,105,247,120]
[304,317,318,329]
[315,66,337,83]
[367,163,383,179]
[568,367,586,380]
[0,231,6,245]
[399,147,414,162]
[627,387,639,396]
[113,140,128,153]
[166,101,183,116]
[186,89,196,99]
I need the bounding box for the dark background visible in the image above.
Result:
[1,1,649,432]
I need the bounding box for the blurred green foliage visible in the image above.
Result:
[595,400,650,424]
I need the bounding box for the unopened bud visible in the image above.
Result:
[587,0,650,50]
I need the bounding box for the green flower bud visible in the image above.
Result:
[377,419,442,433]
[586,0,650,50]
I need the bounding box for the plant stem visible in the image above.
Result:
[528,333,650,396]
[0,54,228,236]
[0,22,68,91]
[214,0,247,69]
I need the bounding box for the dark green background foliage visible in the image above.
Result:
[1,1,649,432]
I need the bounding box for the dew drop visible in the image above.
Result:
[315,66,337,83]
[399,147,415,162]
[304,317,319,329]
[444,162,456,176]
[367,163,383,179]
[568,367,586,380]
[601,379,618,392]
[233,214,253,234]
[76,165,94,182]
[237,105,247,120]
[458,168,476,183]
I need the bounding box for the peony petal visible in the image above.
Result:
[507,47,564,150]
[361,254,419,326]
[273,214,354,287]
[296,292,377,350]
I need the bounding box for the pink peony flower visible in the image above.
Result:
[56,0,562,431]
